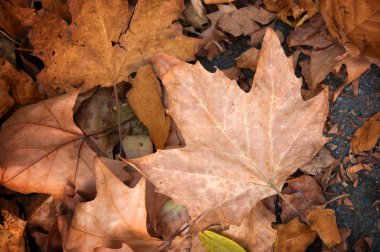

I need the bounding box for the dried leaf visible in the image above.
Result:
[123,135,153,159]
[274,218,317,252]
[0,58,41,105]
[0,78,14,117]
[128,65,171,149]
[0,92,128,197]
[263,0,318,27]
[204,0,234,4]
[184,0,209,29]
[223,202,276,252]
[29,0,199,92]
[300,147,335,175]
[127,28,328,229]
[281,175,326,222]
[235,47,260,72]
[199,230,246,252]
[218,6,275,37]
[157,200,190,240]
[307,208,341,247]
[351,113,380,154]
[65,157,165,252]
[320,0,380,57]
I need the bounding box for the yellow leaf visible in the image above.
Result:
[199,230,246,252]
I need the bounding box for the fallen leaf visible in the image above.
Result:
[0,92,128,197]
[263,0,318,27]
[346,163,365,174]
[156,200,190,240]
[306,208,341,247]
[223,202,276,252]
[0,58,41,105]
[322,228,351,252]
[281,175,326,222]
[218,6,275,37]
[199,230,246,252]
[351,113,380,154]
[75,87,138,157]
[0,78,14,117]
[94,243,134,252]
[127,28,328,229]
[29,0,199,92]
[65,157,165,251]
[235,47,260,72]
[0,210,26,252]
[300,147,335,175]
[320,0,380,57]
[183,0,209,29]
[0,0,35,40]
[128,65,171,149]
[204,0,234,4]
[123,135,153,159]
[274,218,317,252]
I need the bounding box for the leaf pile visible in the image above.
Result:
[0,0,379,251]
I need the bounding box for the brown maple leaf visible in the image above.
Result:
[29,0,199,92]
[126,28,329,229]
[65,157,165,252]
[0,92,129,197]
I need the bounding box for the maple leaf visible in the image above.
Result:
[126,28,328,228]
[29,0,199,92]
[65,157,165,252]
[0,92,129,197]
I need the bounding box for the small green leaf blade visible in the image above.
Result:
[199,230,246,252]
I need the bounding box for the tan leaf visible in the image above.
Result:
[351,113,380,154]
[306,208,341,247]
[223,202,277,252]
[128,65,171,149]
[320,0,380,57]
[0,92,128,197]
[274,218,317,252]
[0,58,41,105]
[65,157,165,252]
[300,147,335,175]
[29,0,199,92]
[235,47,260,72]
[127,28,328,229]
[281,175,326,223]
[322,228,351,252]
[218,6,275,37]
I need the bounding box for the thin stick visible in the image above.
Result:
[323,193,350,207]
[113,83,125,158]
[0,30,20,45]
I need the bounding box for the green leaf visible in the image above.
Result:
[199,230,246,252]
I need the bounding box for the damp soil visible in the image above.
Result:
[197,21,380,251]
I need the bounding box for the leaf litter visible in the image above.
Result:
[0,0,379,251]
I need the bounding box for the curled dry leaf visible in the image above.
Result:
[127,28,328,229]
[320,0,380,57]
[128,65,171,149]
[351,113,380,154]
[300,147,335,175]
[218,6,275,37]
[223,202,276,252]
[235,47,260,72]
[204,0,235,4]
[274,218,317,252]
[29,0,199,92]
[263,0,318,27]
[306,208,341,247]
[0,92,128,197]
[65,157,165,252]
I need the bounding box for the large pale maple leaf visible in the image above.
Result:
[127,28,329,228]
[29,0,199,92]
